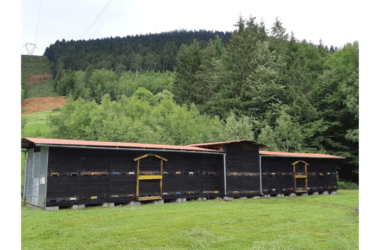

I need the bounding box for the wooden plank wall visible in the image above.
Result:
[46,147,224,206]
[225,142,261,197]
[261,157,339,195]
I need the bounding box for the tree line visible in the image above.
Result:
[43,29,232,78]
[53,68,174,103]
[47,91,254,146]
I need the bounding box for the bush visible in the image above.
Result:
[338,181,358,190]
[52,107,61,112]
[337,177,359,190]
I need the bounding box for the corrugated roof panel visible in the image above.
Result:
[188,139,268,148]
[259,150,345,159]
[21,137,219,152]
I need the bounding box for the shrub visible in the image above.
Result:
[337,176,359,190]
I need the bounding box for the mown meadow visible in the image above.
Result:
[22,190,358,250]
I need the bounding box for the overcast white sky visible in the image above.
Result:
[2,1,380,245]
[21,0,361,56]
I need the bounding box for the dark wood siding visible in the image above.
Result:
[46,147,224,206]
[261,157,339,194]
[225,142,261,197]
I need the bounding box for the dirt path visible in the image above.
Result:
[22,96,68,115]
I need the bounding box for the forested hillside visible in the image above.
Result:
[172,16,358,181]
[29,16,358,182]
[43,30,232,77]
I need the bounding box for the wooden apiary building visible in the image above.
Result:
[259,151,343,195]
[21,137,344,209]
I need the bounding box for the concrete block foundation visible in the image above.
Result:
[72,204,85,209]
[102,202,115,207]
[128,201,141,206]
[153,199,164,205]
[45,206,59,211]
[289,193,296,197]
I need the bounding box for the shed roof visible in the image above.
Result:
[188,139,268,148]
[259,150,345,159]
[21,137,219,153]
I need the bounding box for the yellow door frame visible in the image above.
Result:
[134,154,168,201]
[292,160,309,193]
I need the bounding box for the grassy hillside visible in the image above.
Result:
[22,110,57,138]
[22,190,358,250]
[22,55,57,99]
[21,55,51,84]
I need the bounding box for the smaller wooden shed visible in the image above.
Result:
[259,151,345,195]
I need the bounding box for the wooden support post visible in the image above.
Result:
[136,160,140,199]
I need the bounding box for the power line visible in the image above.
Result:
[34,0,44,44]
[23,0,44,56]
[80,0,114,40]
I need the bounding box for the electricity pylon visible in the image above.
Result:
[22,43,38,56]
[23,0,43,56]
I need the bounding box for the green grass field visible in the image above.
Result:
[21,190,358,250]
[22,110,59,138]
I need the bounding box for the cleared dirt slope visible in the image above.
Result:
[22,97,68,115]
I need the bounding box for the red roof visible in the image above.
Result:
[259,150,345,159]
[21,137,218,153]
[188,139,268,148]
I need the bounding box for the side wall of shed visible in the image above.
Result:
[261,157,338,194]
[24,146,49,207]
[46,147,224,207]
[225,142,261,197]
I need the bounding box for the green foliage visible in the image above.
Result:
[132,87,155,105]
[172,15,358,181]
[22,110,58,138]
[172,39,203,106]
[47,93,255,145]
[311,42,359,180]
[21,55,51,84]
[21,55,55,99]
[44,30,233,74]
[52,69,175,103]
[220,114,254,141]
[21,86,26,101]
[21,115,28,131]
[24,80,58,99]
[337,176,359,190]
[257,108,304,152]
